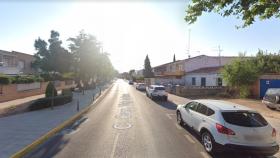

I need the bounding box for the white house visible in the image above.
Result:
[183,55,236,86]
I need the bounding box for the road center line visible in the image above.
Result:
[110,133,120,158]
[175,123,183,130]
[200,151,210,158]
[184,134,195,144]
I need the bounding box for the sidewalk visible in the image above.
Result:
[0,84,110,158]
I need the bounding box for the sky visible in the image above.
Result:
[0,1,280,73]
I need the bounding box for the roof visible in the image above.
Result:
[153,60,183,68]
[195,99,253,111]
[187,66,223,74]
[0,49,33,57]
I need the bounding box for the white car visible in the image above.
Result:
[146,85,168,101]
[176,99,279,156]
[136,83,146,91]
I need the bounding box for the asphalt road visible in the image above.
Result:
[27,79,278,158]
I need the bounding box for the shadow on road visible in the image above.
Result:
[24,134,69,158]
[154,100,178,110]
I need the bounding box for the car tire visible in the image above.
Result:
[176,111,183,126]
[201,131,216,155]
[164,96,168,101]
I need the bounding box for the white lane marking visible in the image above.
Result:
[200,151,210,158]
[175,123,183,130]
[110,133,120,158]
[184,134,195,144]
[166,114,172,119]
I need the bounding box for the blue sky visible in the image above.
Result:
[0,1,280,72]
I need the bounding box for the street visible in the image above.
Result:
[27,79,278,158]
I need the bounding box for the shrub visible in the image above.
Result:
[11,75,43,84]
[29,95,73,111]
[0,74,11,85]
[45,82,58,98]
[40,73,63,81]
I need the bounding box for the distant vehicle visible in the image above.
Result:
[136,83,146,91]
[176,100,279,156]
[146,85,167,101]
[128,80,133,85]
[262,88,280,110]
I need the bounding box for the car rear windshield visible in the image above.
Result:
[266,89,280,95]
[155,87,165,90]
[222,111,268,127]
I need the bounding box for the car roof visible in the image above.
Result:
[151,85,164,87]
[193,99,254,112]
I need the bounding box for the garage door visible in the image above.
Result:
[260,79,280,98]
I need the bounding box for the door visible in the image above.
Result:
[191,103,208,131]
[201,77,206,87]
[260,79,280,98]
[181,102,198,127]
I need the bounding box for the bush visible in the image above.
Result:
[45,82,58,98]
[0,74,11,85]
[11,75,44,84]
[29,95,73,111]
[40,73,63,81]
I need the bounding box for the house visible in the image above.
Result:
[183,55,236,86]
[0,50,35,75]
[153,60,185,85]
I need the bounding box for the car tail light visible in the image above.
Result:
[272,128,277,137]
[216,123,235,135]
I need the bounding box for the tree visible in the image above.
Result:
[173,54,176,62]
[33,30,73,74]
[143,55,154,78]
[252,50,280,73]
[221,55,259,98]
[185,1,280,28]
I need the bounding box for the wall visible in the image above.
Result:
[154,77,184,85]
[184,73,225,87]
[0,81,75,102]
[175,86,226,98]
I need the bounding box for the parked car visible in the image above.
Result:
[128,80,134,85]
[262,88,280,110]
[146,85,167,101]
[136,83,146,91]
[176,99,279,156]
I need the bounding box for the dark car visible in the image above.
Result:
[128,80,133,85]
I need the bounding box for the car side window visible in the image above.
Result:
[196,103,207,115]
[185,102,198,111]
[206,108,215,116]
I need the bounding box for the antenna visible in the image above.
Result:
[213,45,223,66]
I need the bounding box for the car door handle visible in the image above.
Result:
[202,119,206,122]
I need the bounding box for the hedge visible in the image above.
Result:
[29,95,73,111]
[0,74,11,85]
[11,75,44,84]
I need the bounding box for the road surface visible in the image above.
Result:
[27,80,277,158]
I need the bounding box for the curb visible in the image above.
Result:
[10,83,114,158]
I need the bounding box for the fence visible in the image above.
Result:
[173,85,226,98]
[0,81,76,103]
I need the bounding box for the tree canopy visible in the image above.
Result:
[185,1,280,28]
[143,55,154,78]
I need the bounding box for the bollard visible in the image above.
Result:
[77,100,80,111]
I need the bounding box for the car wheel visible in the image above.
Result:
[164,96,168,101]
[176,112,183,125]
[201,131,216,154]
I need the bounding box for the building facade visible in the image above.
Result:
[0,50,35,75]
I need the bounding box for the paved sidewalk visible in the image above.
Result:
[0,85,110,158]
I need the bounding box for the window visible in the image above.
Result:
[217,78,222,86]
[201,77,206,87]
[192,77,196,86]
[185,102,198,111]
[196,103,207,115]
[222,111,268,127]
[155,87,165,90]
[0,85,3,94]
[206,108,215,116]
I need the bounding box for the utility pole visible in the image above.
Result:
[187,29,191,58]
